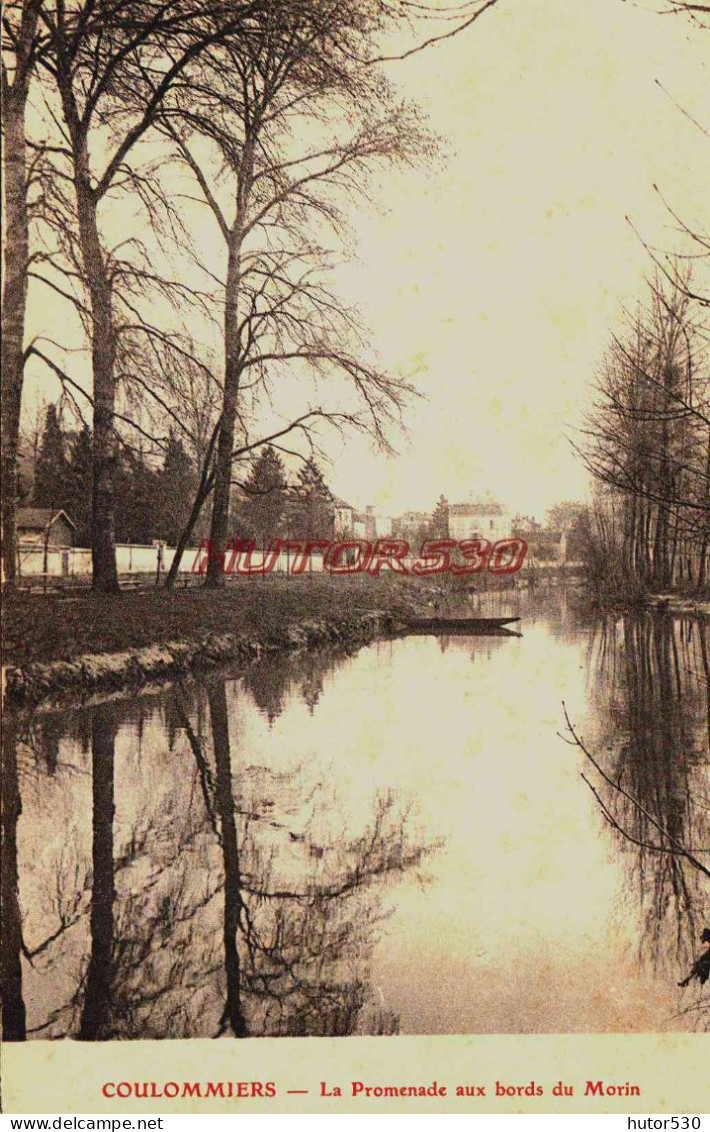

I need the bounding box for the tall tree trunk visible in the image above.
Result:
[75,182,121,594]
[208,683,248,1036]
[164,424,219,588]
[1,2,40,587]
[699,434,710,591]
[164,480,211,588]
[698,537,708,591]
[654,365,676,590]
[78,705,117,1040]
[58,59,121,595]
[206,139,254,591]
[0,712,27,1040]
[206,241,242,589]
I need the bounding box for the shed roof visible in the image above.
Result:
[17,508,77,530]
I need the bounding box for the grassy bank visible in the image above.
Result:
[581,568,710,613]
[2,575,432,670]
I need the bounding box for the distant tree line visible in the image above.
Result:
[4,1,702,594]
[576,0,710,597]
[580,277,710,595]
[23,403,335,547]
[240,449,335,544]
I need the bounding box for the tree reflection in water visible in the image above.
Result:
[4,663,437,1041]
[176,679,433,1038]
[578,614,710,1028]
[79,705,118,1040]
[1,710,26,1040]
[241,647,346,724]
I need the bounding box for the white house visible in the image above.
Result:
[448,498,511,543]
[334,500,379,539]
[333,498,356,536]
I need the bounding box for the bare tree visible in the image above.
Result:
[663,1,710,26]
[578,277,710,597]
[35,1,280,591]
[641,4,710,305]
[1,0,46,586]
[154,2,434,588]
[4,0,500,591]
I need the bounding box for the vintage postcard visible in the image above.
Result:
[1,0,709,1117]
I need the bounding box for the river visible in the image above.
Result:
[2,588,708,1039]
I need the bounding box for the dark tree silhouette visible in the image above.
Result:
[65,424,93,545]
[154,434,197,546]
[1,0,46,586]
[287,461,335,541]
[207,683,249,1037]
[32,404,69,510]
[239,447,289,546]
[78,705,118,1041]
[0,711,27,1040]
[430,494,450,538]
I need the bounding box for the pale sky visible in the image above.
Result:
[329,0,709,519]
[23,0,709,523]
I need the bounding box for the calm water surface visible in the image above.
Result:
[3,589,708,1039]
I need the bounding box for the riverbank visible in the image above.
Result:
[583,574,710,615]
[2,577,436,706]
[643,593,710,617]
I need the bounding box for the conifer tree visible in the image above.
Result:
[431,495,450,538]
[155,434,196,545]
[65,425,93,546]
[32,405,69,511]
[239,448,289,546]
[288,461,335,541]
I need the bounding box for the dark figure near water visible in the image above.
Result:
[678,928,710,988]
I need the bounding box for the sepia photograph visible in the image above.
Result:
[1,0,709,1115]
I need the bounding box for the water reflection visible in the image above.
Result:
[80,705,118,1040]
[3,665,434,1040]
[2,591,708,1038]
[241,648,345,723]
[1,710,26,1040]
[583,614,710,1027]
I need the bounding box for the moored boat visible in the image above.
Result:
[401,616,521,634]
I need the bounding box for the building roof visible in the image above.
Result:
[17,508,77,530]
[333,497,355,511]
[449,501,506,516]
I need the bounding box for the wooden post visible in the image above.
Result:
[43,526,50,592]
[155,543,164,587]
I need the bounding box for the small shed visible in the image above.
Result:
[17,508,77,548]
